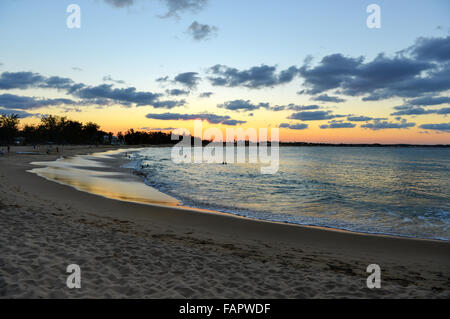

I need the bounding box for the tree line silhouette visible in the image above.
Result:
[3,113,447,147]
[0,114,179,146]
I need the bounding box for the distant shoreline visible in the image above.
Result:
[277,143,450,147]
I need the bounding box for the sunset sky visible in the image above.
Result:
[0,0,449,143]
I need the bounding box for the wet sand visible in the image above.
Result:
[0,145,449,298]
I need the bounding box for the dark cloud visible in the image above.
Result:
[187,21,218,41]
[72,84,185,108]
[199,92,213,98]
[0,94,77,110]
[344,55,431,97]
[103,75,126,85]
[272,104,320,112]
[72,67,83,72]
[152,99,186,108]
[166,89,190,96]
[103,0,134,8]
[208,64,300,89]
[360,62,449,101]
[291,104,320,111]
[145,112,245,125]
[311,94,345,103]
[161,0,208,18]
[409,36,450,62]
[140,127,176,131]
[419,123,450,132]
[0,107,39,118]
[74,84,160,106]
[156,76,169,83]
[298,36,450,101]
[217,100,319,112]
[347,116,374,122]
[391,106,450,116]
[298,54,363,94]
[0,71,44,90]
[279,123,308,130]
[0,71,185,109]
[406,96,450,106]
[0,71,77,91]
[288,110,345,121]
[102,0,208,18]
[361,119,416,130]
[320,121,356,129]
[221,119,246,126]
[174,72,200,89]
[218,100,269,111]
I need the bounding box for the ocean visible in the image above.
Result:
[124,146,450,241]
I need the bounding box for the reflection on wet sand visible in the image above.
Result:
[28,152,179,207]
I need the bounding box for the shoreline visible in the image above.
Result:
[0,145,449,298]
[28,145,449,243]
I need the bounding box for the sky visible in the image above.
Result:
[0,0,449,143]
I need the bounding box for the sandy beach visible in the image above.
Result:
[0,145,449,298]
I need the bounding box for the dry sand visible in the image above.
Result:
[0,145,449,298]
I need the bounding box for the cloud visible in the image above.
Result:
[72,67,83,71]
[71,83,185,108]
[290,104,320,111]
[187,21,218,40]
[298,36,450,101]
[103,75,126,84]
[152,99,186,108]
[0,71,186,109]
[0,94,78,110]
[418,123,450,132]
[409,36,450,62]
[391,106,450,116]
[361,119,416,130]
[288,110,345,121]
[347,116,374,122]
[174,72,200,88]
[298,54,363,94]
[218,99,269,111]
[0,71,45,90]
[0,71,77,91]
[103,0,134,8]
[405,96,450,106]
[217,100,319,113]
[199,92,213,98]
[320,121,356,129]
[279,123,308,130]
[145,112,245,125]
[140,127,176,131]
[272,104,320,111]
[161,0,208,18]
[102,0,209,18]
[166,89,190,96]
[221,119,246,126]
[74,84,160,106]
[156,76,169,83]
[311,94,345,103]
[208,64,300,89]
[0,107,40,118]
